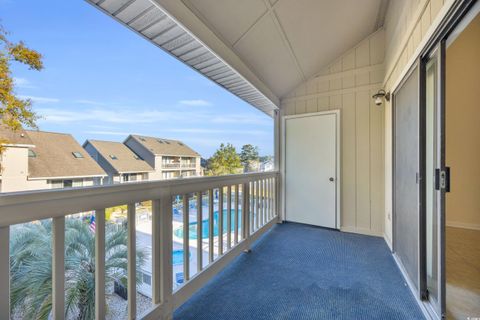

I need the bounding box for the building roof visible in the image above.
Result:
[0,124,34,147]
[26,131,106,179]
[85,140,154,174]
[127,135,200,157]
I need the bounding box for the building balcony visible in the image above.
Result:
[0,171,424,319]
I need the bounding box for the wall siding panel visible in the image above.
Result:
[281,29,385,237]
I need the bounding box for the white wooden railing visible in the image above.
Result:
[0,171,279,319]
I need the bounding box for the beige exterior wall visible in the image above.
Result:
[280,30,385,237]
[1,147,33,192]
[382,0,454,246]
[445,14,480,230]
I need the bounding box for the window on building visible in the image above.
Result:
[123,174,129,182]
[72,152,84,158]
[63,180,73,188]
[142,272,152,286]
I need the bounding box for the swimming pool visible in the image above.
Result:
[174,209,242,240]
[172,249,191,265]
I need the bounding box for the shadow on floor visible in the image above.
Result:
[174,223,424,320]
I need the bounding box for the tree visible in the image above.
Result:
[10,218,147,320]
[239,144,259,172]
[0,25,43,160]
[206,143,242,176]
[0,25,43,131]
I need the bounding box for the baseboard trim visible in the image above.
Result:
[340,226,383,237]
[446,221,480,231]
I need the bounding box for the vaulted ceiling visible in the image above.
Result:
[183,0,388,98]
[87,0,388,115]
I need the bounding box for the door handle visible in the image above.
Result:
[329,177,335,182]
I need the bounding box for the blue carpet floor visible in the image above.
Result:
[174,223,424,320]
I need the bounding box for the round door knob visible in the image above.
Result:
[329,177,335,182]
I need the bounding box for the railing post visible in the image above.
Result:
[52,216,65,320]
[160,193,173,320]
[0,226,9,319]
[127,203,136,320]
[95,209,106,320]
[152,200,162,305]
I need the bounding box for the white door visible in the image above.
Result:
[285,112,339,228]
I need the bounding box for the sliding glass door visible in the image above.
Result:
[421,43,446,319]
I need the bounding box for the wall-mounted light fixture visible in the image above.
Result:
[372,89,390,106]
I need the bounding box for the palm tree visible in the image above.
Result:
[10,217,147,320]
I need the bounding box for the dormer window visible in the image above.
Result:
[139,137,146,142]
[178,142,184,146]
[72,152,84,158]
[109,154,118,160]
[28,150,37,158]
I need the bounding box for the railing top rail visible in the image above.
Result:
[0,171,278,227]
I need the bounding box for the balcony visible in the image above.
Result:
[0,172,279,319]
[0,171,425,319]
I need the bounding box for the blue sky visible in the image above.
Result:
[1,0,273,158]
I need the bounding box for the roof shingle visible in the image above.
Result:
[85,140,154,174]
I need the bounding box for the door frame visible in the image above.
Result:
[281,110,341,229]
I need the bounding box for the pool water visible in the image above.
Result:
[172,249,190,265]
[174,209,242,240]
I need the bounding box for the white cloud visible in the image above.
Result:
[73,99,105,106]
[165,128,268,135]
[210,114,271,126]
[14,77,36,89]
[84,130,138,136]
[19,95,60,103]
[179,99,212,106]
[36,107,176,124]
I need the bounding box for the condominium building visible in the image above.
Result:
[124,135,202,180]
[0,126,106,192]
[83,140,154,184]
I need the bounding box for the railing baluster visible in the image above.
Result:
[52,216,65,320]
[218,187,223,256]
[226,185,232,250]
[261,179,265,226]
[152,200,161,304]
[196,192,203,273]
[250,181,255,234]
[266,179,270,221]
[255,180,260,231]
[269,178,273,220]
[208,189,214,263]
[243,182,250,240]
[159,194,173,318]
[127,203,136,320]
[183,194,190,282]
[95,210,106,320]
[234,184,239,244]
[0,226,9,319]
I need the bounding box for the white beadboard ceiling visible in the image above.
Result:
[86,0,388,116]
